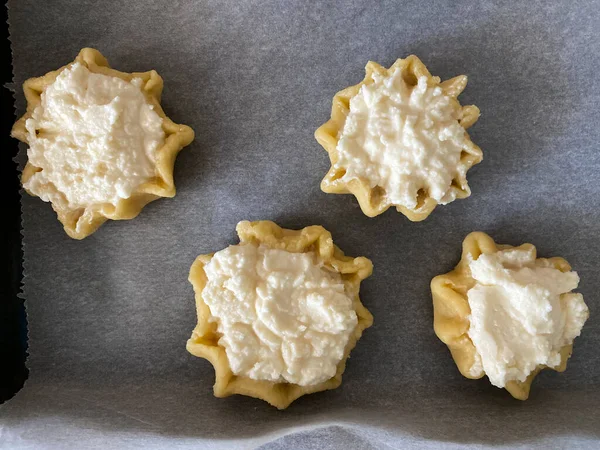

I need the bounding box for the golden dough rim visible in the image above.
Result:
[431,231,585,400]
[315,55,482,221]
[186,220,374,409]
[11,48,195,239]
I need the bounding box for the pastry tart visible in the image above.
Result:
[187,220,373,409]
[431,232,589,399]
[315,55,482,221]
[12,48,194,239]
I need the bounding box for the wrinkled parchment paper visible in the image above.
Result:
[3,1,600,448]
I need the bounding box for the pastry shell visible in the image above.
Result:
[431,231,585,400]
[11,48,195,239]
[186,220,373,409]
[315,55,482,221]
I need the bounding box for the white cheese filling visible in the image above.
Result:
[335,71,468,209]
[202,243,358,386]
[467,247,588,388]
[24,62,165,210]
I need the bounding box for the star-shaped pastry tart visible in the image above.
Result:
[315,55,482,221]
[431,232,583,400]
[11,48,194,239]
[187,220,373,409]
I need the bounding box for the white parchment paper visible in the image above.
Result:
[2,1,599,448]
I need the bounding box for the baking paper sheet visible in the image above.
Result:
[2,0,600,448]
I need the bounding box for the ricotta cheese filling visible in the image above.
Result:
[335,71,468,209]
[202,244,358,386]
[24,62,165,210]
[467,247,588,388]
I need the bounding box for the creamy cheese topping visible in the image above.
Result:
[335,71,468,209]
[202,243,358,386]
[467,247,589,388]
[24,62,165,209]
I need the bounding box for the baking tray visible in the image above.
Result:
[2,1,599,448]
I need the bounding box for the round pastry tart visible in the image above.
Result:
[315,55,482,221]
[11,48,194,239]
[431,232,589,399]
[187,220,373,409]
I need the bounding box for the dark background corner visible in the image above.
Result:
[1,1,28,404]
